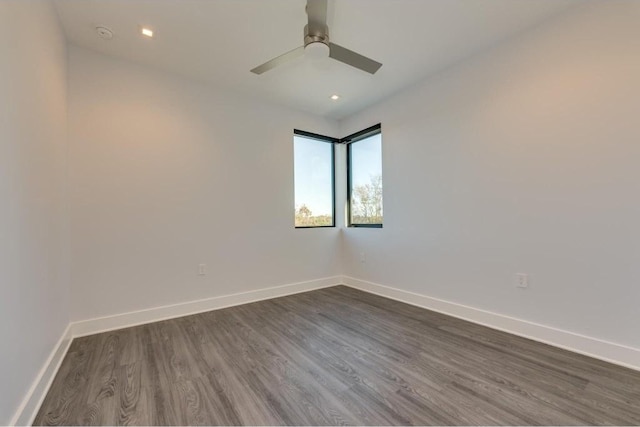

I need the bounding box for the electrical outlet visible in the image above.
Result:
[360,252,366,263]
[515,273,529,289]
[198,264,207,276]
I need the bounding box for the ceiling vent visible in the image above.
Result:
[95,26,113,40]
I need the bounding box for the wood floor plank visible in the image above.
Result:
[34,286,640,425]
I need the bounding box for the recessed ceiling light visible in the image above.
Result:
[141,27,154,38]
[330,94,340,101]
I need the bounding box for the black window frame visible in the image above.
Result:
[345,123,383,228]
[293,129,338,229]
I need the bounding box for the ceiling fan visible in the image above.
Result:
[250,0,382,75]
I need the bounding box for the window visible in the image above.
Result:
[294,130,336,228]
[347,124,383,227]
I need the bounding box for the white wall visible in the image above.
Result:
[68,46,341,321]
[0,1,69,423]
[340,1,640,349]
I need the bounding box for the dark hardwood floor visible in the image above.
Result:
[34,286,640,425]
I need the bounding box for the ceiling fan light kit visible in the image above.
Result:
[305,42,330,60]
[251,0,382,75]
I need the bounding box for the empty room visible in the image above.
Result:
[2,0,639,425]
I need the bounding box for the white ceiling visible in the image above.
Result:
[54,0,580,120]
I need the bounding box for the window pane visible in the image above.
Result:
[294,135,334,227]
[349,132,383,226]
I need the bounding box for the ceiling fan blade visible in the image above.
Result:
[306,0,328,29]
[329,43,382,74]
[250,46,305,74]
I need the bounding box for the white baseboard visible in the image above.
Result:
[10,276,341,425]
[10,324,73,426]
[342,275,640,372]
[71,276,342,337]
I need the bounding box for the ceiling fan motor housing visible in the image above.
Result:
[304,24,330,48]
